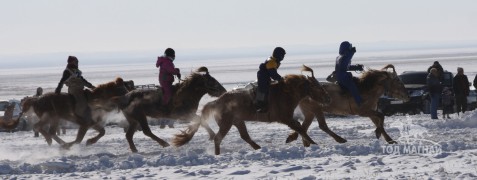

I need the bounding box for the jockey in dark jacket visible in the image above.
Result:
[335,41,364,106]
[256,47,285,113]
[55,56,95,124]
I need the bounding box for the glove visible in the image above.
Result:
[55,88,61,94]
[357,64,364,71]
[177,73,181,80]
[175,68,180,73]
[351,47,356,53]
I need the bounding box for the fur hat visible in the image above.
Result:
[272,47,286,61]
[67,56,78,64]
[164,48,175,57]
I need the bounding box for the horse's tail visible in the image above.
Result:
[172,101,217,147]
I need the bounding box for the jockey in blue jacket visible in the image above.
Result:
[335,41,364,106]
[256,47,286,113]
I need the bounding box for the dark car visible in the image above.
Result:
[378,71,454,116]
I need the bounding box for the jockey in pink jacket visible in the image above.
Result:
[156,48,181,106]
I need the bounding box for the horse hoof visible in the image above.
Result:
[86,140,95,146]
[303,142,311,147]
[388,140,398,144]
[253,146,261,150]
[375,130,382,139]
[337,138,347,143]
[162,143,171,148]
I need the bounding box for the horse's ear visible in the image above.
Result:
[115,77,124,85]
[301,65,314,78]
[381,64,397,77]
[197,67,209,73]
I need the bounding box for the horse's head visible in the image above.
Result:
[188,67,226,97]
[20,96,37,116]
[88,77,130,110]
[300,65,331,106]
[380,64,410,102]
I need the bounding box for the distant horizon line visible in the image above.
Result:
[1,40,477,69]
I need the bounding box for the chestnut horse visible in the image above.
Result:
[287,64,410,146]
[173,65,332,155]
[20,77,129,148]
[121,67,226,152]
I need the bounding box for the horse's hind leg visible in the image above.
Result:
[234,121,261,150]
[86,123,106,146]
[200,121,216,141]
[214,117,233,155]
[286,119,317,146]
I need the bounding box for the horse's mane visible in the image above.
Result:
[91,77,124,94]
[172,72,204,95]
[354,69,391,92]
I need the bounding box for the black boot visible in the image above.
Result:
[256,100,268,113]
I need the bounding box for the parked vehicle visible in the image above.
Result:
[377,70,469,116]
[0,99,29,132]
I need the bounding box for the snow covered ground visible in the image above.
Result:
[1,48,477,179]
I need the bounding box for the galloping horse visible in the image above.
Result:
[20,77,129,148]
[121,67,226,152]
[287,64,410,146]
[173,65,332,155]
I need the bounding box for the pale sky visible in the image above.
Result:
[1,0,476,56]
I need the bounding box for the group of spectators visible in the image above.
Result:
[426,61,477,119]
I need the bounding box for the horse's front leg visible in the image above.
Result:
[315,110,347,144]
[234,121,261,150]
[48,122,66,145]
[136,114,170,148]
[62,125,89,149]
[86,123,106,146]
[286,118,317,145]
[34,120,52,145]
[365,111,397,144]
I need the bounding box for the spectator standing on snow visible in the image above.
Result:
[427,68,443,119]
[441,87,453,119]
[427,61,444,81]
[453,67,470,116]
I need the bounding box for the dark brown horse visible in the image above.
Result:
[20,77,129,148]
[287,64,410,146]
[173,65,332,155]
[121,67,226,152]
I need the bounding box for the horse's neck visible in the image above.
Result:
[173,82,206,112]
[366,84,386,100]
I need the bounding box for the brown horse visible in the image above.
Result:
[173,65,332,155]
[287,64,410,146]
[121,67,226,152]
[20,77,129,148]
